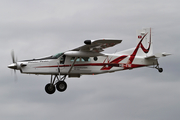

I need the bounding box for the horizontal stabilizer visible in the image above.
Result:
[145,52,171,59]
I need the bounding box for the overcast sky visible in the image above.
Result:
[0,0,179,120]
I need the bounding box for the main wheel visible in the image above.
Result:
[56,81,67,92]
[45,83,56,94]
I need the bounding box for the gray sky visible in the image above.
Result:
[0,0,179,120]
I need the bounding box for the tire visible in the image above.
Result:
[56,81,67,92]
[158,68,163,73]
[45,83,56,94]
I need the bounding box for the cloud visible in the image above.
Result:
[1,0,180,120]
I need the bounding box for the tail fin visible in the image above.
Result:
[136,28,153,57]
[127,28,153,64]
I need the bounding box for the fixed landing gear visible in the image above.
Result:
[56,81,67,92]
[155,62,163,73]
[158,68,163,73]
[45,83,56,94]
[45,75,67,94]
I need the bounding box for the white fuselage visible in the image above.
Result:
[18,53,157,76]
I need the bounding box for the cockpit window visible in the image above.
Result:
[52,53,63,59]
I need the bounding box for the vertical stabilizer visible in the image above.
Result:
[127,28,153,64]
[136,28,153,57]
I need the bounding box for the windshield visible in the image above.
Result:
[52,53,64,59]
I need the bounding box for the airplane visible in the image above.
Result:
[8,28,171,94]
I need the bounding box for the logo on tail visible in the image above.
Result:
[139,29,151,53]
[128,28,152,64]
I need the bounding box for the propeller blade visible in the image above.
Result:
[14,69,16,74]
[11,50,15,63]
[14,69,17,82]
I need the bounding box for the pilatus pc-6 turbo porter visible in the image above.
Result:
[8,28,171,94]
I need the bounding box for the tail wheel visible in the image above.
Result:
[56,81,67,92]
[158,68,163,73]
[45,83,56,94]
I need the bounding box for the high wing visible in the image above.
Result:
[64,39,122,75]
[71,39,122,53]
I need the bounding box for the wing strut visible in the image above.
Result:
[68,57,77,74]
[58,62,61,79]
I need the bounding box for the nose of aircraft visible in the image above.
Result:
[8,63,17,69]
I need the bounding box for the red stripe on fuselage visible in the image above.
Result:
[100,55,128,70]
[35,63,147,70]
[35,63,121,68]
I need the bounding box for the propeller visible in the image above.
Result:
[9,50,18,81]
[8,50,18,70]
[8,50,27,70]
[8,50,27,81]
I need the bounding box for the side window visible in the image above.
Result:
[93,57,98,61]
[70,57,90,62]
[70,57,74,62]
[60,55,66,64]
[71,57,80,62]
[76,57,80,62]
[81,57,90,62]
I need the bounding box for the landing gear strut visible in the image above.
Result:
[45,75,67,94]
[155,62,163,73]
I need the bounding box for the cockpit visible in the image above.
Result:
[21,52,64,62]
[52,52,66,64]
[51,53,64,59]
